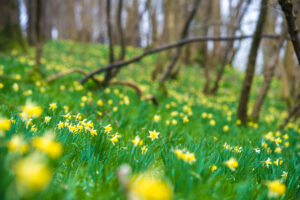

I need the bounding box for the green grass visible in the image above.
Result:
[0,40,299,200]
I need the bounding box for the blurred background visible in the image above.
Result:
[1,0,299,71]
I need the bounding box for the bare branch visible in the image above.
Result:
[80,33,286,85]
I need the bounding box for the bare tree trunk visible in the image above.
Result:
[34,0,42,73]
[103,0,115,85]
[237,0,268,123]
[110,0,126,78]
[0,0,27,51]
[160,0,201,84]
[25,0,35,45]
[210,0,251,95]
[67,0,77,40]
[279,0,300,65]
[201,0,213,94]
[251,32,286,120]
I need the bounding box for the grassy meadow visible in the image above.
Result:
[0,41,299,200]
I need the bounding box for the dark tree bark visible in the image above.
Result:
[103,0,116,85]
[35,0,42,72]
[159,0,202,83]
[116,0,125,61]
[25,0,35,45]
[80,33,283,85]
[237,0,268,123]
[201,0,213,94]
[0,0,27,51]
[251,31,286,120]
[279,0,300,65]
[108,0,126,80]
[210,0,251,95]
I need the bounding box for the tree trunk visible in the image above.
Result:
[0,0,27,51]
[251,31,286,120]
[103,0,115,85]
[210,0,251,95]
[237,0,268,123]
[35,0,42,73]
[160,0,201,84]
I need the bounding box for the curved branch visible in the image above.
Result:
[109,80,158,105]
[80,34,285,85]
[46,68,100,85]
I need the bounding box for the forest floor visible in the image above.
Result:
[0,41,299,200]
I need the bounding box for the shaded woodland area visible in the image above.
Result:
[0,0,300,126]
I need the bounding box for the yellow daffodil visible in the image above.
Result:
[265,180,286,198]
[14,154,52,190]
[148,130,159,141]
[224,157,238,171]
[129,174,173,200]
[103,124,112,134]
[0,117,11,131]
[132,136,143,147]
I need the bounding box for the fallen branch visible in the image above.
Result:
[46,67,100,85]
[80,34,288,85]
[109,80,158,105]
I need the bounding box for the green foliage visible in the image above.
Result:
[0,41,298,199]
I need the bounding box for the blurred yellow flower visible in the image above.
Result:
[32,134,62,158]
[223,125,229,132]
[7,135,29,154]
[153,115,161,122]
[14,155,52,190]
[129,174,173,200]
[103,124,112,134]
[265,180,286,198]
[210,165,217,172]
[224,157,238,171]
[49,103,57,110]
[20,101,43,120]
[0,117,11,131]
[90,129,97,136]
[44,116,51,123]
[12,82,19,92]
[132,136,143,147]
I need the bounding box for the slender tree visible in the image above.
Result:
[159,0,201,83]
[279,0,300,65]
[0,0,27,51]
[35,0,42,72]
[210,0,251,95]
[237,0,268,123]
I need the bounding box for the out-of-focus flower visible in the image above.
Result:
[49,103,57,110]
[103,124,112,134]
[31,133,62,158]
[0,117,11,131]
[129,174,173,200]
[20,101,43,120]
[132,136,143,147]
[153,115,161,122]
[7,135,29,154]
[14,154,52,190]
[224,157,238,171]
[265,180,286,198]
